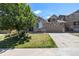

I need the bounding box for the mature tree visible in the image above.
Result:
[0,3,36,38]
[0,4,18,30]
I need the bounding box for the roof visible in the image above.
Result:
[66,10,79,21]
[57,20,66,23]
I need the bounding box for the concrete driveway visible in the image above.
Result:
[49,33,79,48]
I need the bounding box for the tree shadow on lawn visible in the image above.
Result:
[0,34,30,54]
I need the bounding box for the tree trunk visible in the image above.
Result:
[17,30,20,39]
[8,29,12,37]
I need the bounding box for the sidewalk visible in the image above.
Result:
[0,48,79,56]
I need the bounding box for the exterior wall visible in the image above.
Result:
[65,20,79,31]
[65,15,79,31]
[65,21,73,31]
[33,17,46,32]
[43,22,65,32]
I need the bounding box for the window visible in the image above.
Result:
[52,19,56,21]
[48,19,50,22]
[38,21,43,28]
[74,22,76,25]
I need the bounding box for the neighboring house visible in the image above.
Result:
[33,10,79,32]
[33,16,46,32]
[65,10,79,32]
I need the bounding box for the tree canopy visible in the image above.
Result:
[0,3,36,32]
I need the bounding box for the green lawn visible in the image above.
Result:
[0,33,57,48]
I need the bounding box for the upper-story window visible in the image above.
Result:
[73,21,79,25]
[48,19,50,22]
[74,22,76,25]
[52,19,56,21]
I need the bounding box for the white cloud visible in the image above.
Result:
[46,16,50,19]
[46,14,53,19]
[34,10,42,14]
[46,15,52,19]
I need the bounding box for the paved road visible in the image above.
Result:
[0,48,79,56]
[49,33,79,48]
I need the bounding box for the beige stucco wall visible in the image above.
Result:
[43,22,65,32]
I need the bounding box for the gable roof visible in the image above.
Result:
[67,10,79,21]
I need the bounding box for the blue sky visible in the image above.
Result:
[29,3,79,19]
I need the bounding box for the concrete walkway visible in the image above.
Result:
[49,33,79,48]
[0,48,79,56]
